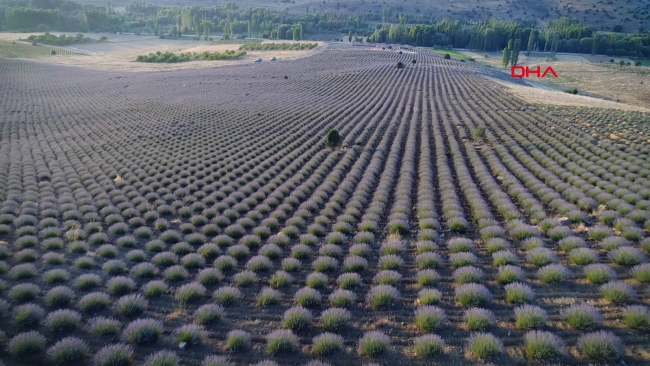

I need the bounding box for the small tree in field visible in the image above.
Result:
[473,125,486,141]
[443,53,451,59]
[326,129,341,148]
[396,61,405,69]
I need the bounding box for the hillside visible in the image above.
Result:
[75,0,650,33]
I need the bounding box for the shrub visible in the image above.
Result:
[312,332,343,356]
[122,318,163,345]
[494,265,524,285]
[143,351,179,366]
[395,61,405,69]
[106,276,136,296]
[584,264,616,284]
[79,292,111,312]
[569,248,599,265]
[175,282,206,304]
[329,289,356,308]
[175,324,206,345]
[47,337,89,364]
[485,238,509,253]
[9,331,47,356]
[115,294,148,317]
[358,331,390,356]
[89,317,121,335]
[294,287,322,307]
[344,255,369,272]
[416,269,440,286]
[181,253,206,269]
[283,306,312,330]
[609,247,646,266]
[256,287,282,307]
[416,252,442,269]
[9,283,41,302]
[164,265,190,282]
[600,236,630,251]
[414,305,447,332]
[548,226,572,241]
[366,285,400,308]
[622,305,650,328]
[466,332,503,359]
[266,329,299,355]
[524,330,564,360]
[213,286,241,305]
[45,286,75,307]
[126,250,146,263]
[321,307,351,331]
[194,304,224,325]
[558,236,586,252]
[14,303,45,326]
[455,283,493,307]
[448,238,475,253]
[337,272,362,289]
[281,257,301,272]
[577,331,624,360]
[631,263,650,283]
[312,256,338,272]
[492,250,517,267]
[505,282,534,304]
[562,303,603,329]
[197,268,223,286]
[413,334,445,357]
[453,266,484,284]
[93,343,133,366]
[416,288,442,305]
[448,217,468,232]
[45,309,81,332]
[589,226,613,241]
[464,307,495,330]
[374,270,402,285]
[526,248,557,267]
[214,255,237,271]
[102,259,127,275]
[226,329,251,351]
[449,252,478,268]
[202,355,234,366]
[142,280,168,298]
[326,129,341,148]
[306,272,328,288]
[130,263,157,278]
[537,264,572,283]
[10,263,38,279]
[600,281,636,304]
[515,305,548,329]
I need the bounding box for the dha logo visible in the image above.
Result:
[511,66,558,78]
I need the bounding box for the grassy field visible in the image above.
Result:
[426,48,474,61]
[1,44,650,366]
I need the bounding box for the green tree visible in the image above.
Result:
[348,31,352,42]
[526,29,535,56]
[169,24,177,37]
[326,129,341,148]
[193,14,200,37]
[203,21,210,40]
[502,47,511,68]
[511,39,521,66]
[248,20,252,39]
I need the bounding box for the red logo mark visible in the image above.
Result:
[511,66,558,78]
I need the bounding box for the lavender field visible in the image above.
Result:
[0,44,649,366]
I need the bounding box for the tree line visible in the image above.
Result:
[135,49,245,63]
[1,0,649,57]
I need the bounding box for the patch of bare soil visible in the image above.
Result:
[484,76,650,112]
[0,33,325,71]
